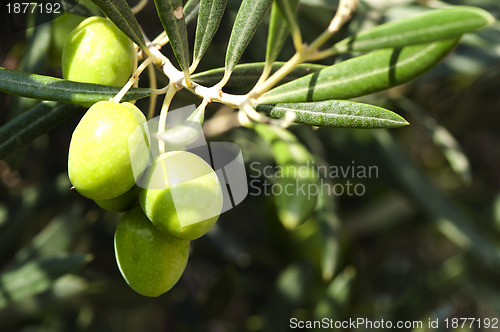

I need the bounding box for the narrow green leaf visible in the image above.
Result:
[22,13,52,75]
[275,0,300,44]
[10,13,52,118]
[192,0,227,69]
[331,6,495,54]
[262,2,291,77]
[315,188,341,281]
[89,0,148,52]
[258,39,460,104]
[255,100,409,129]
[373,130,500,271]
[343,193,413,236]
[184,0,201,23]
[0,67,155,105]
[223,0,273,83]
[394,97,471,184]
[14,204,84,263]
[0,102,80,160]
[192,62,325,87]
[254,124,318,229]
[254,124,309,166]
[0,255,90,309]
[68,0,103,17]
[154,0,191,74]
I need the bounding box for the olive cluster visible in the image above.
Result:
[63,17,223,297]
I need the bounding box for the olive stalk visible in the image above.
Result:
[147,62,158,120]
[158,84,178,154]
[111,56,154,103]
[131,0,149,14]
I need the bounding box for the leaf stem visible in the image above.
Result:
[158,84,178,154]
[152,31,169,48]
[131,0,149,14]
[147,61,158,119]
[111,56,154,103]
[249,52,304,99]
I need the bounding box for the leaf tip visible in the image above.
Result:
[390,112,410,128]
[278,210,302,231]
[459,5,496,28]
[483,11,496,27]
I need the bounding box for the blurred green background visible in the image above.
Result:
[1,0,500,331]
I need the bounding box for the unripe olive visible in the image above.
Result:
[68,101,149,200]
[62,16,135,87]
[275,165,317,230]
[139,151,223,241]
[254,124,318,230]
[114,206,190,297]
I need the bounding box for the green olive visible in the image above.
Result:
[139,151,223,241]
[254,124,318,230]
[62,16,135,87]
[68,101,149,200]
[114,206,190,297]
